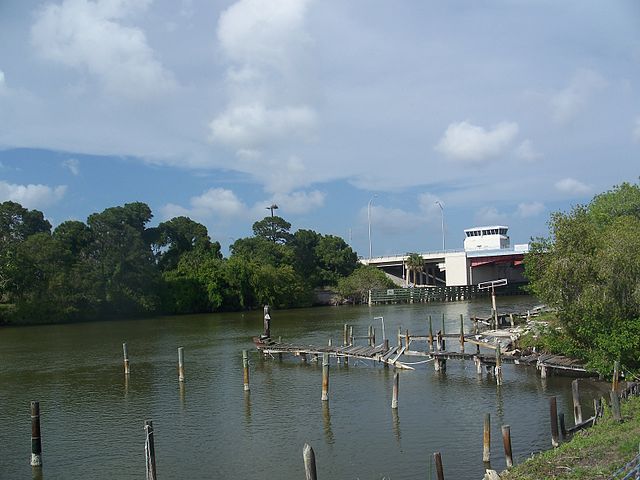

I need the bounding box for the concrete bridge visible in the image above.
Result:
[359,226,529,287]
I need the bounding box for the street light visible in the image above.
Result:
[266,204,278,242]
[435,200,445,251]
[266,204,278,217]
[367,194,377,259]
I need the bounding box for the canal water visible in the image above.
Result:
[0,296,606,479]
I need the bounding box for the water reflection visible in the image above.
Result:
[391,409,402,445]
[322,402,334,445]
[179,382,186,408]
[244,391,251,425]
[32,467,43,480]
[495,385,504,422]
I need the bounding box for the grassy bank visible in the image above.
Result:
[501,394,640,479]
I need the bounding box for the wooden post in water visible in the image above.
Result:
[372,327,376,346]
[368,325,373,347]
[612,360,620,392]
[610,391,622,423]
[397,327,402,348]
[509,314,514,328]
[502,425,513,468]
[558,413,567,439]
[391,372,399,409]
[436,331,442,352]
[549,396,560,447]
[123,342,130,375]
[491,285,498,328]
[571,379,582,424]
[178,347,185,383]
[321,353,330,402]
[349,326,354,346]
[459,314,465,353]
[303,443,318,480]
[433,452,445,480]
[475,356,483,375]
[242,350,250,392]
[483,412,491,463]
[474,317,480,354]
[428,316,434,352]
[343,324,348,346]
[263,304,271,338]
[441,314,446,350]
[144,420,157,480]
[30,401,43,467]
[405,329,410,350]
[495,344,503,386]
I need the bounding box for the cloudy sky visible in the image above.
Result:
[0,0,639,256]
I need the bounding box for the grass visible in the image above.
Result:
[501,395,640,479]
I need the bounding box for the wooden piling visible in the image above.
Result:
[610,391,622,423]
[144,420,157,480]
[321,353,330,402]
[405,329,410,349]
[612,360,620,392]
[383,338,389,351]
[343,324,348,346]
[242,350,250,391]
[428,316,434,351]
[349,326,354,346]
[303,443,318,480]
[459,314,465,352]
[178,347,185,382]
[571,379,582,424]
[391,371,399,409]
[30,401,43,467]
[372,327,376,346]
[441,314,446,350]
[483,412,491,463]
[434,452,445,480]
[475,356,483,375]
[397,327,402,348]
[502,425,513,468]
[495,344,503,386]
[368,325,373,347]
[123,342,130,375]
[549,396,560,447]
[474,317,480,354]
[263,304,271,338]
[558,412,567,438]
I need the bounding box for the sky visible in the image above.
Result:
[0,0,639,257]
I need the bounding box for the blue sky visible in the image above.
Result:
[0,0,639,256]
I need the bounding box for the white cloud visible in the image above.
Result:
[31,0,176,99]
[633,117,640,143]
[366,205,426,233]
[555,177,590,196]
[514,139,541,162]
[62,158,80,175]
[162,187,247,220]
[551,69,606,124]
[474,206,508,225]
[516,202,544,218]
[435,121,519,163]
[0,181,66,209]
[209,103,317,147]
[263,190,325,215]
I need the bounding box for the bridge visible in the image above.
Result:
[359,225,529,287]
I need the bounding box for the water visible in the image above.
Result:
[0,296,607,480]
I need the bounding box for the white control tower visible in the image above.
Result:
[463,226,510,251]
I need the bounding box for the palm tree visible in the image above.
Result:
[405,253,424,286]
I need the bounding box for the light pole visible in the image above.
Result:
[435,201,445,251]
[367,194,377,259]
[266,203,278,242]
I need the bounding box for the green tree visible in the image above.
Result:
[315,235,358,286]
[252,215,292,244]
[337,265,395,304]
[525,181,640,373]
[153,216,217,271]
[405,253,424,286]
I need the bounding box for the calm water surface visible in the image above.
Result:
[0,297,607,479]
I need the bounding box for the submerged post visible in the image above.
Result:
[571,379,582,424]
[144,420,157,480]
[178,347,185,383]
[123,342,130,375]
[391,372,399,409]
[30,401,43,467]
[321,353,330,402]
[433,452,445,480]
[242,350,250,391]
[483,413,491,464]
[502,425,513,468]
[549,396,560,448]
[303,443,318,480]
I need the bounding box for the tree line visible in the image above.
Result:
[525,181,640,374]
[0,201,394,324]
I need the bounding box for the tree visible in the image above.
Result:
[336,265,396,304]
[252,215,292,244]
[525,181,640,373]
[315,235,358,286]
[405,253,424,286]
[153,216,218,271]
